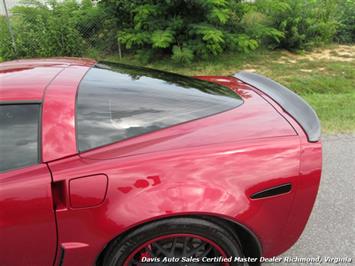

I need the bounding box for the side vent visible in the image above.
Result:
[251,184,292,199]
[51,180,67,210]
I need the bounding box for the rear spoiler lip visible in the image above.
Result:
[233,71,321,142]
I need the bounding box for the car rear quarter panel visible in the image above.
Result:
[48,135,302,265]
[211,76,323,256]
[42,70,321,265]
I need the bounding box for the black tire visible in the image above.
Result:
[102,217,245,266]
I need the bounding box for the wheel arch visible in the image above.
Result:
[95,213,262,266]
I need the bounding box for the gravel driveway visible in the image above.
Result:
[265,135,355,265]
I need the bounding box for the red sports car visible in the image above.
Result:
[0,58,322,266]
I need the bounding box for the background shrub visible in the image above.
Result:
[264,0,339,50]
[0,0,105,59]
[102,0,283,63]
[0,0,353,62]
[335,0,355,43]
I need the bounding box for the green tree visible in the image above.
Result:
[0,0,105,60]
[335,0,355,43]
[101,0,283,63]
[261,0,339,50]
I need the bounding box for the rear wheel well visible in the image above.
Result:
[96,214,261,265]
[200,215,262,264]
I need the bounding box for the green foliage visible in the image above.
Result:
[104,0,281,64]
[0,0,105,60]
[151,30,174,49]
[0,17,15,60]
[228,34,259,53]
[335,0,355,43]
[192,24,225,55]
[118,31,150,49]
[239,7,284,47]
[172,46,194,64]
[1,0,353,63]
[260,0,340,50]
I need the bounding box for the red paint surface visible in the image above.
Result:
[41,65,92,162]
[0,165,57,266]
[69,174,108,208]
[0,58,95,102]
[0,59,322,266]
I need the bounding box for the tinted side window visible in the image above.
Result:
[77,63,243,152]
[0,104,40,172]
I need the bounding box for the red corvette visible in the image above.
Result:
[0,58,322,266]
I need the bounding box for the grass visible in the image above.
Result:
[102,45,355,134]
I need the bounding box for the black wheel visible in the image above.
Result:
[102,217,245,266]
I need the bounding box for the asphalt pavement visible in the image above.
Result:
[264,135,355,265]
